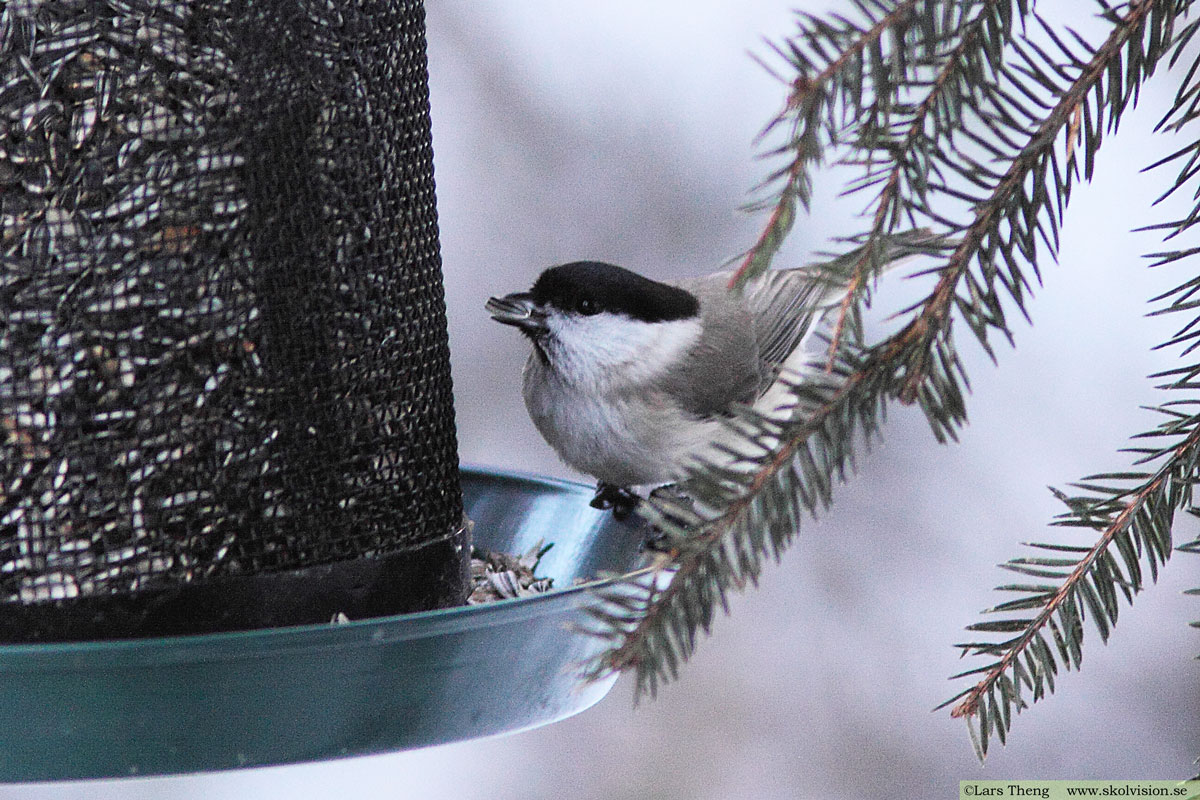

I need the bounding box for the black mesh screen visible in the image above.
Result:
[0,0,467,640]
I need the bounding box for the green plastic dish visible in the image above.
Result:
[0,466,648,782]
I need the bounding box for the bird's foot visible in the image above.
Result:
[590,482,641,521]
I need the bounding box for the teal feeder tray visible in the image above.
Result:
[0,466,648,782]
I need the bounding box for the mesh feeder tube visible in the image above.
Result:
[0,0,469,641]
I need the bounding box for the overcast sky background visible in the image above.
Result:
[11,2,1200,798]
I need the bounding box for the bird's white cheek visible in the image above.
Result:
[544,314,702,387]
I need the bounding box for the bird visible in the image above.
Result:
[485,245,913,518]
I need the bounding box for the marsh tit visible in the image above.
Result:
[486,254,901,516]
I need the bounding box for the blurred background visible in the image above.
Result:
[9,1,1200,797]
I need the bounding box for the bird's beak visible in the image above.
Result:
[486,292,548,334]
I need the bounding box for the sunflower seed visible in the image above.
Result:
[15,98,62,134]
[69,97,97,148]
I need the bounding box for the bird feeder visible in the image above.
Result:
[0,0,640,779]
[0,467,646,781]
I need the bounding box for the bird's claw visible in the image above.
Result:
[590,482,641,521]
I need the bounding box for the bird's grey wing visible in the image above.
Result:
[739,232,933,370]
[742,267,835,369]
[662,233,927,414]
[682,267,834,378]
[657,275,762,418]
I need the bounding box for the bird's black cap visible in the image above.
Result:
[530,261,699,323]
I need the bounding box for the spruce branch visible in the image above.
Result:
[825,0,1023,361]
[942,0,1200,758]
[730,0,932,290]
[582,234,959,698]
[581,0,1200,764]
[943,415,1200,758]
[898,0,1172,396]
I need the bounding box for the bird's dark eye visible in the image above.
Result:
[576,297,600,316]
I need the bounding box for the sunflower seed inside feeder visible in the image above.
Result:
[0,0,269,601]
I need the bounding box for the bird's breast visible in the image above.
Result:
[521,356,708,486]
